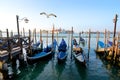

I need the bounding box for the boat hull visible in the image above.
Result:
[72,46,86,66]
[73,52,85,64]
[27,51,53,64]
[95,48,105,55]
[57,51,67,63]
[95,47,112,56]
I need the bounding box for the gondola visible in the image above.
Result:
[73,46,86,65]
[72,39,86,65]
[57,39,67,63]
[79,36,85,43]
[27,45,52,62]
[27,40,57,64]
[95,41,112,55]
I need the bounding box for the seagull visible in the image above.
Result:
[40,12,57,18]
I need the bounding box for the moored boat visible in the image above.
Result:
[72,39,86,66]
[79,36,85,43]
[95,41,113,55]
[57,51,67,62]
[57,39,67,63]
[73,46,86,65]
[27,40,57,64]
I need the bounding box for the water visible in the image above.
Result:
[1,33,120,80]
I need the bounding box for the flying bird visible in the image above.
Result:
[40,12,57,18]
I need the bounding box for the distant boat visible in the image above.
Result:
[79,36,85,47]
[57,39,67,62]
[72,39,86,65]
[79,37,85,43]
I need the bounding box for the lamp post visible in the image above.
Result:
[16,15,20,37]
[16,15,29,57]
[16,15,29,37]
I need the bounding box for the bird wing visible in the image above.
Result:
[48,13,57,17]
[40,12,47,15]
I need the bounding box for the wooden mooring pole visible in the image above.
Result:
[35,28,37,44]
[68,31,70,49]
[71,27,73,60]
[10,30,13,37]
[57,31,59,45]
[16,15,23,56]
[114,34,119,61]
[6,29,12,62]
[112,14,118,61]
[79,32,81,45]
[96,31,100,50]
[6,29,13,77]
[0,30,2,37]
[40,29,43,49]
[52,24,55,52]
[16,15,20,38]
[32,28,36,44]
[29,29,32,55]
[88,29,91,60]
[46,30,48,46]
[23,28,25,37]
[104,29,107,52]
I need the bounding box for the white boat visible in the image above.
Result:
[72,39,86,65]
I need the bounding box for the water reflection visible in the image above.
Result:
[75,60,87,80]
[55,62,66,79]
[0,70,8,80]
[16,59,21,75]
[0,71,3,80]
[79,42,85,47]
[14,60,49,80]
[97,53,120,79]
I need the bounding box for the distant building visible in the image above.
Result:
[55,28,74,34]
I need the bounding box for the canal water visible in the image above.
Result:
[1,33,120,80]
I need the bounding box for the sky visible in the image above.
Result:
[0,0,120,33]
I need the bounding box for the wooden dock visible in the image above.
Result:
[0,37,29,61]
